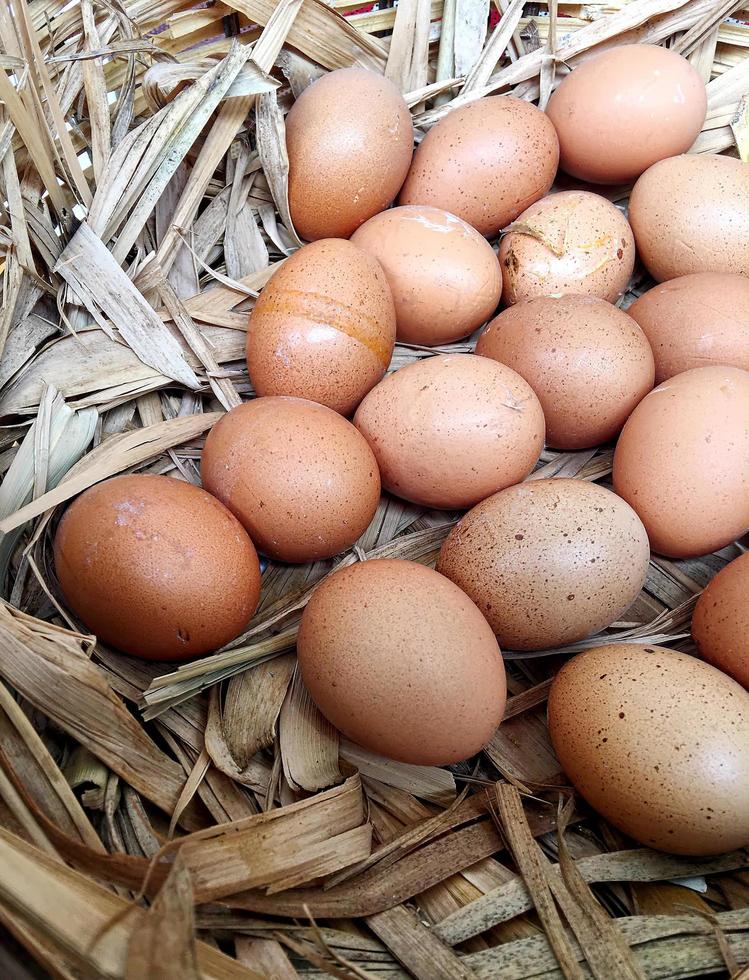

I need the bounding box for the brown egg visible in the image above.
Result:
[297,558,506,764]
[629,154,749,282]
[692,553,749,689]
[477,295,654,449]
[613,366,749,558]
[246,239,396,417]
[547,45,706,185]
[499,191,635,305]
[350,205,501,345]
[54,475,261,661]
[398,96,559,238]
[353,354,544,510]
[201,397,380,563]
[627,272,749,383]
[437,479,649,651]
[548,643,749,855]
[286,67,413,241]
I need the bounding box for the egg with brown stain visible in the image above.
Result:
[692,552,749,689]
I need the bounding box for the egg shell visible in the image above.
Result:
[286,67,413,241]
[437,479,650,651]
[476,294,654,449]
[201,397,380,564]
[297,558,506,765]
[628,154,749,282]
[499,191,635,305]
[350,205,501,345]
[613,365,749,558]
[246,239,396,417]
[547,44,706,185]
[692,552,749,689]
[54,475,261,661]
[627,272,749,383]
[398,96,559,238]
[353,353,544,510]
[548,643,749,855]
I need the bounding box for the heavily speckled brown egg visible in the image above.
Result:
[350,205,501,345]
[297,558,506,764]
[499,191,635,304]
[353,354,544,510]
[286,67,413,241]
[477,295,654,449]
[437,479,649,651]
[398,96,559,238]
[693,553,749,689]
[201,397,380,563]
[613,366,749,558]
[54,475,261,661]
[548,643,749,855]
[246,239,396,416]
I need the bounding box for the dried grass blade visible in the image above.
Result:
[385,0,432,93]
[235,938,300,978]
[367,904,477,980]
[255,89,303,247]
[462,0,525,94]
[342,741,457,806]
[81,0,111,184]
[454,0,490,77]
[280,664,342,793]
[224,653,296,765]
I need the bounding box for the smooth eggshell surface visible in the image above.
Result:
[692,552,749,689]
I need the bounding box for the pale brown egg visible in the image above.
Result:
[54,475,261,661]
[437,479,649,651]
[499,191,635,305]
[201,397,380,564]
[398,96,559,238]
[548,643,749,855]
[353,354,544,510]
[477,295,654,449]
[692,553,749,689]
[613,366,749,558]
[246,239,396,417]
[286,67,413,241]
[297,558,506,764]
[350,205,501,345]
[547,44,707,185]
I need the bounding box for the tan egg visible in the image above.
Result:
[353,354,544,510]
[477,295,654,449]
[627,272,749,383]
[629,154,749,282]
[201,397,380,564]
[692,553,749,689]
[499,191,635,305]
[246,239,396,417]
[398,96,559,238]
[297,559,506,764]
[437,479,649,651]
[548,643,749,855]
[54,475,261,661]
[286,67,413,241]
[350,205,501,345]
[547,45,706,185]
[613,366,749,558]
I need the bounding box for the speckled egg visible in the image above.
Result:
[353,354,544,510]
[246,239,396,417]
[548,643,749,855]
[54,475,261,661]
[201,397,380,563]
[437,479,650,651]
[692,553,749,689]
[297,558,506,764]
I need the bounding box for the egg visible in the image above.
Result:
[437,479,649,651]
[350,205,501,345]
[628,154,749,282]
[547,44,707,185]
[613,366,749,558]
[246,239,396,416]
[398,96,559,238]
[499,191,635,305]
[476,295,654,449]
[353,354,544,510]
[297,558,506,764]
[692,553,749,689]
[627,272,749,383]
[548,643,749,855]
[286,67,413,241]
[201,397,380,564]
[54,475,261,661]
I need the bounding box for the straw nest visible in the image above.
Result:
[0,0,748,977]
